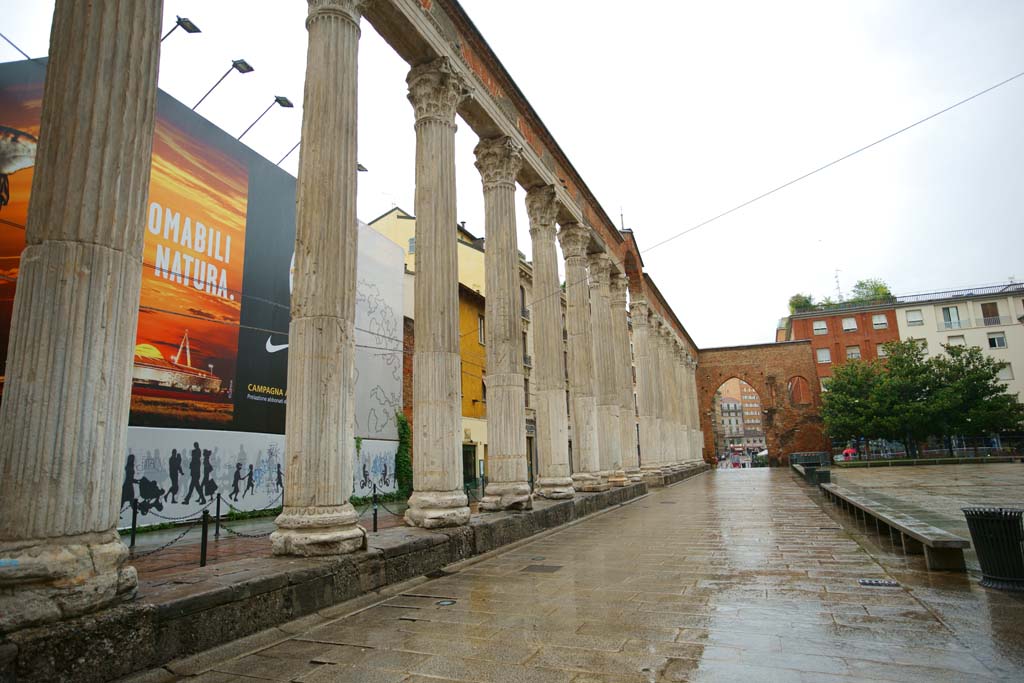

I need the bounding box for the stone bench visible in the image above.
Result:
[792,462,830,485]
[820,483,969,571]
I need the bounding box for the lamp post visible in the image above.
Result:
[238,95,293,140]
[276,140,367,174]
[193,59,254,111]
[162,16,200,42]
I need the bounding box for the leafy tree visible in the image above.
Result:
[821,359,883,441]
[848,278,892,303]
[931,344,1024,441]
[788,293,815,313]
[395,411,413,497]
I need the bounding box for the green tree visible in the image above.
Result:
[395,411,413,497]
[821,359,883,441]
[788,293,815,313]
[848,278,892,303]
[931,344,1024,443]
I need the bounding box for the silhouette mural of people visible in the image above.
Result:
[275,463,283,492]
[230,463,242,502]
[120,453,137,511]
[242,464,255,498]
[183,442,205,505]
[202,449,217,499]
[165,449,184,503]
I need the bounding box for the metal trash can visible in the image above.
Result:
[961,507,1024,591]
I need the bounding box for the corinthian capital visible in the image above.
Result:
[587,252,611,288]
[525,185,559,238]
[474,136,523,190]
[307,0,366,29]
[609,270,628,305]
[557,222,590,259]
[407,57,470,126]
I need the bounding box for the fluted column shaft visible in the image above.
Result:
[272,0,365,556]
[0,0,162,628]
[673,342,690,464]
[526,187,573,499]
[631,298,660,474]
[666,333,683,468]
[475,137,531,511]
[404,57,471,528]
[611,274,640,482]
[647,317,668,472]
[558,224,606,491]
[688,357,702,460]
[588,254,626,487]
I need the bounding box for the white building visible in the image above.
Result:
[894,282,1024,400]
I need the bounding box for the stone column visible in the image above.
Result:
[558,224,606,491]
[674,340,691,464]
[526,186,573,499]
[610,272,641,482]
[653,319,675,474]
[688,355,702,461]
[0,0,162,630]
[475,137,531,511]
[404,57,471,528]
[272,0,366,556]
[588,253,627,487]
[667,333,684,469]
[631,296,661,477]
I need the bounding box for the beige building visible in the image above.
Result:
[894,281,1024,402]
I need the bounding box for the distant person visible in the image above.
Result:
[229,463,243,502]
[183,442,205,505]
[242,464,255,498]
[164,449,184,504]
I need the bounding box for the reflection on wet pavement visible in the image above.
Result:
[181,469,1024,682]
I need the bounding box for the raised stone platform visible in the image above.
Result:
[644,461,709,487]
[0,482,660,682]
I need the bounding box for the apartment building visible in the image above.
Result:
[894,282,1024,400]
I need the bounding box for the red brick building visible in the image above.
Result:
[784,303,899,387]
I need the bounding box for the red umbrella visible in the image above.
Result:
[842,448,857,456]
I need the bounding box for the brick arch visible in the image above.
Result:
[697,342,829,466]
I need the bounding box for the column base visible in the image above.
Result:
[272,504,364,556]
[535,477,575,500]
[0,529,137,633]
[404,490,471,529]
[480,481,533,511]
[572,472,610,492]
[625,467,643,483]
[607,469,629,487]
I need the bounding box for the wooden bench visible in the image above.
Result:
[820,483,969,571]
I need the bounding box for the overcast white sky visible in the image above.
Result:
[3,1,1022,348]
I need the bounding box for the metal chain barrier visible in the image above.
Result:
[143,497,216,522]
[378,500,406,517]
[219,522,273,539]
[129,515,203,559]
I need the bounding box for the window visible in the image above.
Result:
[478,315,485,345]
[981,302,1000,326]
[524,378,530,407]
[906,309,924,327]
[997,363,1014,381]
[812,320,827,335]
[877,343,888,358]
[941,306,962,330]
[820,377,832,392]
[872,314,888,330]
[947,335,966,347]
[842,317,857,332]
[816,348,831,364]
[846,345,861,360]
[988,332,1007,349]
[912,338,928,354]
[408,237,415,254]
[482,377,487,402]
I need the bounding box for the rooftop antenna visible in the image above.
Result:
[620,207,625,230]
[834,269,844,302]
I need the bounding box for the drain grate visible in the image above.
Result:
[522,564,562,573]
[858,578,900,587]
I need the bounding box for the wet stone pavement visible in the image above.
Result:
[162,469,1024,682]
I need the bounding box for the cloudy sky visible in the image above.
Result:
[3,0,1022,348]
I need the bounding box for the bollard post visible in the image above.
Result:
[372,483,378,533]
[200,509,209,567]
[130,498,139,549]
[215,493,221,539]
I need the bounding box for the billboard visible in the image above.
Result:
[0,59,403,526]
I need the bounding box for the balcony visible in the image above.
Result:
[936,316,1017,332]
[938,319,970,332]
[983,316,1014,327]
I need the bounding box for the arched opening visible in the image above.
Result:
[787,376,812,406]
[711,378,767,468]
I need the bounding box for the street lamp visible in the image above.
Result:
[276,140,367,173]
[162,16,200,42]
[193,59,254,111]
[238,95,294,140]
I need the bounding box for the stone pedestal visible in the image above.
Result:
[589,254,627,488]
[272,0,366,556]
[526,186,574,500]
[611,274,641,482]
[475,137,532,512]
[558,224,607,492]
[404,57,471,528]
[0,0,162,632]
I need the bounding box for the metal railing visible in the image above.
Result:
[938,319,970,331]
[983,316,1014,326]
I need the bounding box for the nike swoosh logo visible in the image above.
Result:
[266,337,289,353]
